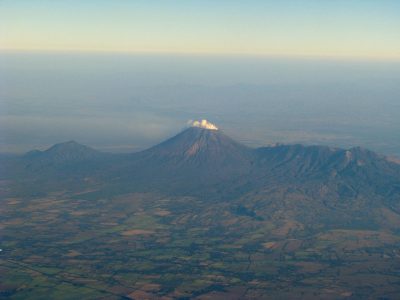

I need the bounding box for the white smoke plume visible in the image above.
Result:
[188,119,218,130]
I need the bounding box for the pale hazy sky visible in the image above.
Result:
[1,0,400,59]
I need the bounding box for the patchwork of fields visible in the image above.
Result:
[2,191,400,299]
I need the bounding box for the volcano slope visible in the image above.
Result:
[1,125,400,299]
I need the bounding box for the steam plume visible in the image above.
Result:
[188,119,218,130]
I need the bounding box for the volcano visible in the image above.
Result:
[135,126,254,174]
[104,123,257,194]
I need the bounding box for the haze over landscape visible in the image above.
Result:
[1,1,400,299]
[1,52,400,156]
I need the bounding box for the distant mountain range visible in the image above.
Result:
[2,124,400,222]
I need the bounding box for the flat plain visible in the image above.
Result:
[2,189,400,299]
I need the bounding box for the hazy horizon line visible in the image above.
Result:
[1,48,400,63]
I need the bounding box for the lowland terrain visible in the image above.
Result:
[1,126,400,299]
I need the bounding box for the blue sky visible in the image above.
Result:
[1,0,400,58]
